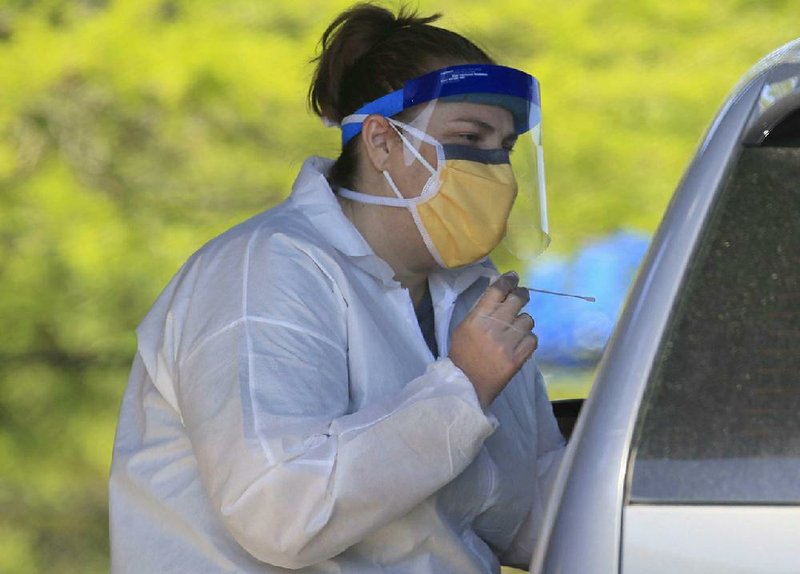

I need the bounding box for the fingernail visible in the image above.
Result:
[505,271,518,279]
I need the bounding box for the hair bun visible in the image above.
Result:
[309,3,440,124]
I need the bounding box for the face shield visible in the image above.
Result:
[339,64,550,268]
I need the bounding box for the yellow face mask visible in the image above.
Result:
[338,119,518,269]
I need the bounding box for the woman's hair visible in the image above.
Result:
[309,3,494,190]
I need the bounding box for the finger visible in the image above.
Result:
[473,271,520,313]
[495,313,533,341]
[513,312,534,333]
[493,286,530,322]
[512,333,538,364]
[496,313,534,346]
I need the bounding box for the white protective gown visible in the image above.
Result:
[109,156,565,573]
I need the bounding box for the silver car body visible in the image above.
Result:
[531,38,800,574]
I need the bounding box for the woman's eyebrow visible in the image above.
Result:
[448,117,515,139]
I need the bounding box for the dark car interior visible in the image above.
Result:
[552,399,583,440]
[628,89,800,503]
[761,103,800,146]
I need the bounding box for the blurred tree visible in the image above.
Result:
[0,0,797,571]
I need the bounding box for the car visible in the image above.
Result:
[533,37,800,574]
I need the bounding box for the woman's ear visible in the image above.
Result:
[360,115,400,172]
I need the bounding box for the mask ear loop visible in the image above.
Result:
[386,118,446,203]
[382,118,444,203]
[379,118,448,268]
[382,171,407,200]
[381,122,412,201]
[386,119,437,175]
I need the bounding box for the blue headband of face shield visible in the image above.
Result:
[340,64,541,146]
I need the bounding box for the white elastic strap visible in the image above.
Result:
[409,204,447,268]
[337,116,445,210]
[337,182,447,268]
[387,120,437,175]
[341,113,368,126]
[337,171,440,207]
[337,186,410,208]
[382,171,407,200]
[398,118,447,176]
[340,115,439,176]
[387,118,439,148]
[339,174,447,267]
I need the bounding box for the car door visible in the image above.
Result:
[531,38,800,574]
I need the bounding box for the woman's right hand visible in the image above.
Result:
[448,271,538,409]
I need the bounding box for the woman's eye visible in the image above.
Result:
[458,133,481,144]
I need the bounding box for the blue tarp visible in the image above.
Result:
[524,231,650,366]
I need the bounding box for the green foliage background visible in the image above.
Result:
[0,0,797,571]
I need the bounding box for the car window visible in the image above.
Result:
[627,137,800,504]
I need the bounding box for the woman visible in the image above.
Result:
[109,4,565,572]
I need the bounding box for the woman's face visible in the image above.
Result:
[385,101,517,199]
[346,100,516,278]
